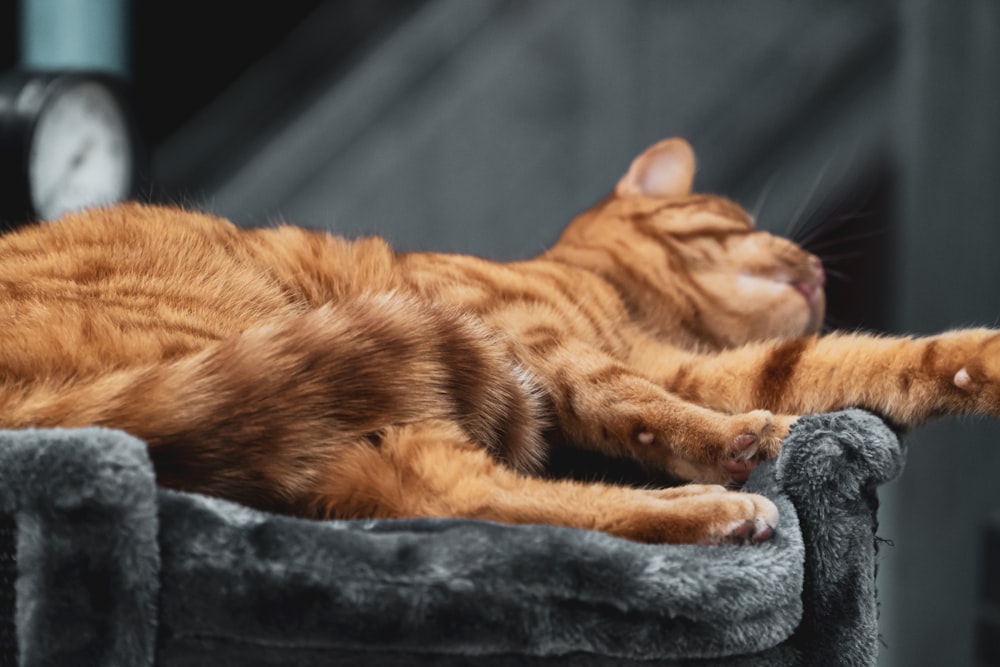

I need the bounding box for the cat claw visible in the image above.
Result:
[732,432,759,459]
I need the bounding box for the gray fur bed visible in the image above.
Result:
[0,409,902,666]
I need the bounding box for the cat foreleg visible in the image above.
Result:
[513,335,791,484]
[653,329,1000,428]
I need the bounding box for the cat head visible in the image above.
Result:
[549,138,825,348]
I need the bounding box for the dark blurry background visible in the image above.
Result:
[3,1,999,664]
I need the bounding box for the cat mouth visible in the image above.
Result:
[735,257,826,327]
[788,255,826,308]
[792,279,823,309]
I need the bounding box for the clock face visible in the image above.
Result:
[27,80,134,221]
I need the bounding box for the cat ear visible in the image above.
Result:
[615,138,696,198]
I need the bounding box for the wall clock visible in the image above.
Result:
[0,70,142,229]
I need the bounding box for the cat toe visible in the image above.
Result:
[723,517,773,544]
[732,432,758,457]
[749,517,775,544]
[698,493,779,545]
[725,411,786,460]
[720,518,756,542]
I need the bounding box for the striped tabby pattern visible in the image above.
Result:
[1,138,996,544]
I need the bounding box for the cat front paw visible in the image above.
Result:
[718,411,794,484]
[912,331,1000,422]
[951,333,1000,412]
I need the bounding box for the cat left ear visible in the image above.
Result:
[615,137,696,198]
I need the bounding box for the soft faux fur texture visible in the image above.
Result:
[0,410,901,666]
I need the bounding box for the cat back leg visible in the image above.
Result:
[300,420,779,545]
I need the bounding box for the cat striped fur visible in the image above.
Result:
[1,137,997,544]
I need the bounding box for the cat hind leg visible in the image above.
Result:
[300,420,779,545]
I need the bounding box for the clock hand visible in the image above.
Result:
[69,137,95,170]
[38,137,97,218]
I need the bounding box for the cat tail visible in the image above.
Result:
[0,293,546,504]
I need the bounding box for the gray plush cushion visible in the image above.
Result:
[0,410,902,666]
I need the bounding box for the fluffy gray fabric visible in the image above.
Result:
[0,410,902,666]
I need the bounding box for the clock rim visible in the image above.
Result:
[0,69,143,230]
[28,78,136,222]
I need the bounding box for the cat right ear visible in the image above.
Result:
[615,138,696,198]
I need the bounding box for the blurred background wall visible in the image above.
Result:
[2,1,998,664]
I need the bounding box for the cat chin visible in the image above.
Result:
[804,295,826,335]
[778,286,825,337]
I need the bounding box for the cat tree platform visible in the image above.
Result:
[0,410,901,666]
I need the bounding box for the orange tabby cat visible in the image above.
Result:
[1,138,996,545]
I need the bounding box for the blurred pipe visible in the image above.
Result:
[19,0,131,77]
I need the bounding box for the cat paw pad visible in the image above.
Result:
[947,333,1000,412]
[954,367,975,391]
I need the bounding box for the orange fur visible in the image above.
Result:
[0,137,995,544]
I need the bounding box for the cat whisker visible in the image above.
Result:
[790,202,876,249]
[815,251,864,265]
[820,266,852,283]
[794,210,880,250]
[829,211,877,223]
[804,228,886,254]
[750,174,778,227]
[793,210,854,248]
[784,156,838,240]
[791,181,886,247]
